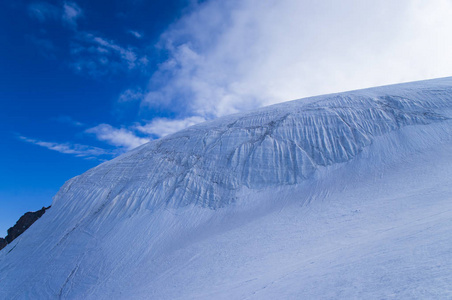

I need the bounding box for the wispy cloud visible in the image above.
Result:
[86,124,150,150]
[118,88,144,102]
[62,1,83,28]
[27,1,147,77]
[90,35,140,69]
[18,136,115,160]
[28,1,82,27]
[28,2,60,22]
[142,0,452,120]
[18,121,149,161]
[69,33,148,76]
[135,116,206,138]
[128,30,143,39]
[54,115,85,127]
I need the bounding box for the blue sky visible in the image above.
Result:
[1,0,451,236]
[0,0,192,236]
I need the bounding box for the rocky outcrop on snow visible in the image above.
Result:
[0,206,50,251]
[0,238,6,251]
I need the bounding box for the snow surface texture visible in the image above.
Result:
[1,77,451,299]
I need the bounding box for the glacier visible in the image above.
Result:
[0,77,451,299]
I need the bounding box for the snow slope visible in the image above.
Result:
[1,77,451,299]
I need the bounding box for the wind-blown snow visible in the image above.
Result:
[1,77,452,299]
[55,77,450,211]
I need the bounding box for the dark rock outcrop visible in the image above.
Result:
[0,206,50,251]
[0,238,6,250]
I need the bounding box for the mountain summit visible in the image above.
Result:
[1,78,451,299]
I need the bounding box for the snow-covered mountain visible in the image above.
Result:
[1,78,451,299]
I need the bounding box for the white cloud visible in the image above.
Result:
[62,1,83,28]
[91,36,138,69]
[70,33,148,76]
[135,116,206,138]
[118,88,144,102]
[128,30,143,39]
[86,124,150,150]
[18,136,114,159]
[144,0,452,119]
[28,1,82,28]
[27,2,146,77]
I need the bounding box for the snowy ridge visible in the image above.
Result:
[54,78,451,215]
[1,77,452,299]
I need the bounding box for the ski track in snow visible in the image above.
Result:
[1,77,452,299]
